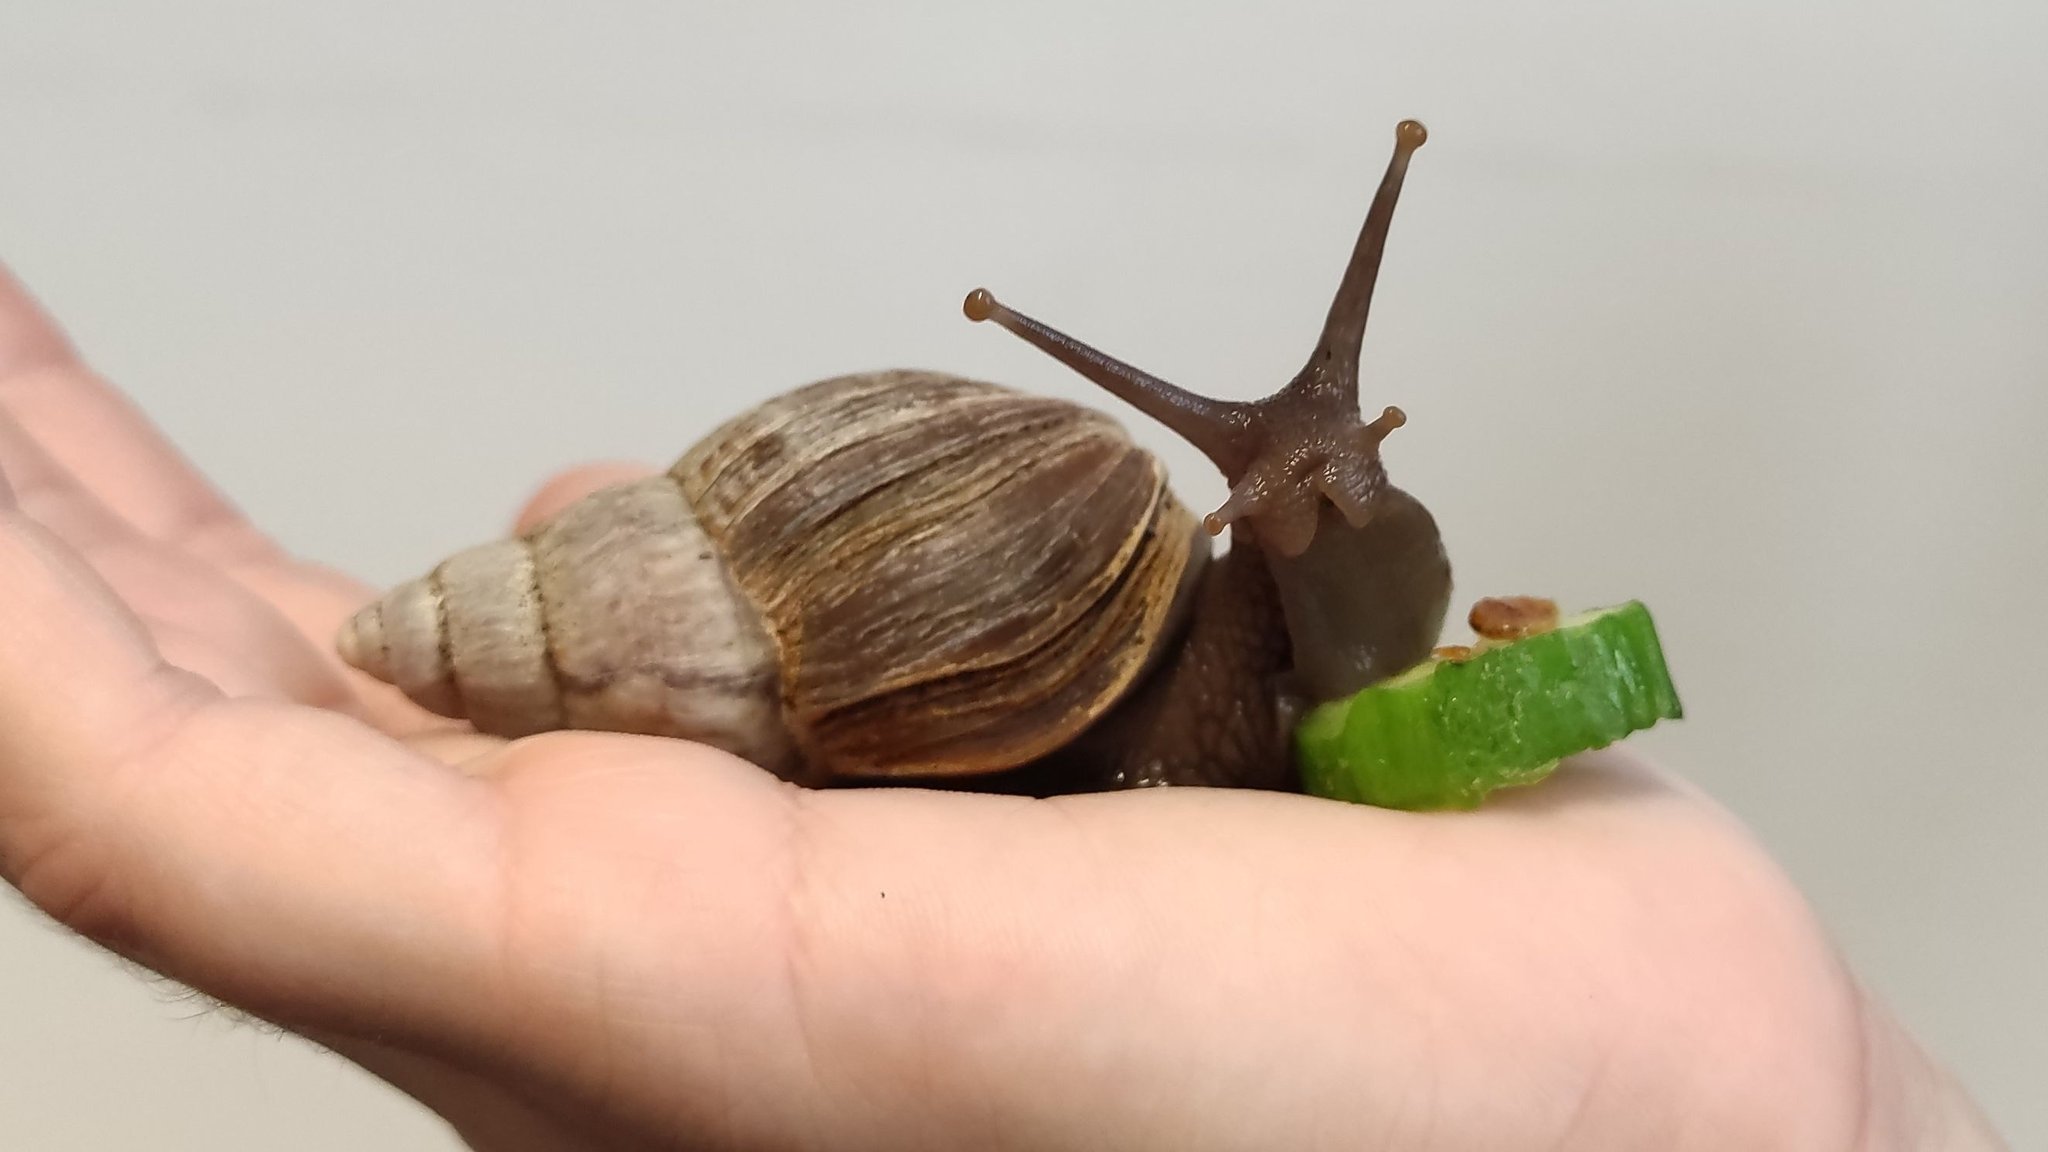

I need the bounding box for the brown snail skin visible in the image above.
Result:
[337,119,1453,796]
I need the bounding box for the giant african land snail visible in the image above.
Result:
[337,120,1453,796]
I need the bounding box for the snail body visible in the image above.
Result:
[339,121,1453,795]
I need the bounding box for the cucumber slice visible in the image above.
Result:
[1295,601,1682,810]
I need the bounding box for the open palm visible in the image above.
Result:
[0,265,2000,1151]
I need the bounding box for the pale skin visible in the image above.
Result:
[0,263,2008,1152]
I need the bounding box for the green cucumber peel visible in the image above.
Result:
[1295,600,1683,811]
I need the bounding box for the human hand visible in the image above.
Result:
[0,263,2006,1151]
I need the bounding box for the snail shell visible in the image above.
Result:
[341,119,1456,793]
[338,370,1204,785]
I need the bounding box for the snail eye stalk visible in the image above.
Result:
[966,119,1429,557]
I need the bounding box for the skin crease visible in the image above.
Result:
[0,264,2011,1151]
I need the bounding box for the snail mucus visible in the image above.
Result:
[337,119,1454,796]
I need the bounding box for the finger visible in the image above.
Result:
[0,261,79,378]
[0,397,135,551]
[0,409,367,716]
[513,462,657,533]
[0,499,503,1041]
[0,265,273,562]
[0,355,460,734]
[0,265,501,739]
[0,268,395,696]
[231,556,483,735]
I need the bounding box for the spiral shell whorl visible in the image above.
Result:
[336,475,801,778]
[673,370,1202,779]
[338,369,1202,785]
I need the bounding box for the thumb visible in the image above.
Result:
[512,462,659,534]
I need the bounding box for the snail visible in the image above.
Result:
[337,119,1453,795]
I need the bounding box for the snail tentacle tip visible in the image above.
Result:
[1360,405,1407,447]
[962,288,999,323]
[1203,481,1269,538]
[1396,119,1428,150]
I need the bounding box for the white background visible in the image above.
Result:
[2,2,2042,1147]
